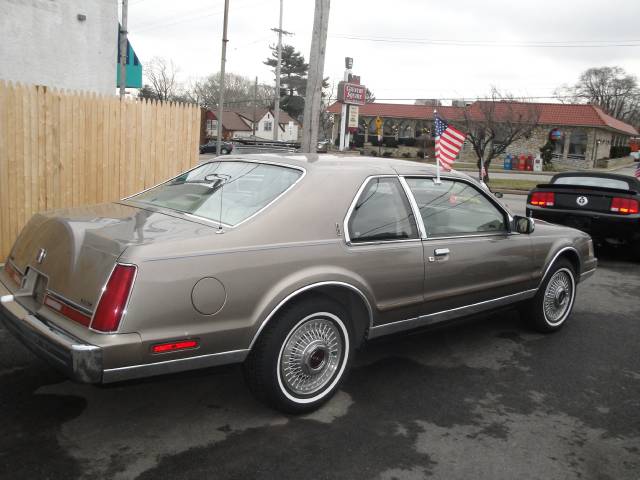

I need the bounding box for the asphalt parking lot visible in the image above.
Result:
[1,198,639,480]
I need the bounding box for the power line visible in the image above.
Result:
[134,2,255,33]
[331,34,640,48]
[366,94,618,102]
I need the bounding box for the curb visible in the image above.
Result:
[493,189,528,196]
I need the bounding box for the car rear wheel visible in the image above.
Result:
[521,259,577,333]
[243,297,353,414]
[220,148,230,155]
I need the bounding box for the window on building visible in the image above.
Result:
[568,129,588,157]
[347,178,419,243]
[405,178,507,237]
[263,121,273,132]
[206,119,218,137]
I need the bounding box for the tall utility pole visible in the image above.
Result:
[252,76,258,137]
[271,1,292,141]
[301,0,330,153]
[118,0,128,98]
[216,0,230,155]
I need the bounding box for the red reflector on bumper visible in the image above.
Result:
[152,340,199,353]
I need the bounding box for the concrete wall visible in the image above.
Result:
[0,0,117,94]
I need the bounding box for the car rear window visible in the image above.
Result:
[553,176,630,190]
[129,161,303,226]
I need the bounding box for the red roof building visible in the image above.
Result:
[327,101,638,169]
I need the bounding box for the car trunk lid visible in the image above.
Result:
[6,203,212,316]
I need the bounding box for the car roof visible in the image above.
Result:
[551,171,640,192]
[219,153,474,180]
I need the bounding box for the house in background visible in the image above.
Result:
[0,0,117,95]
[201,108,300,143]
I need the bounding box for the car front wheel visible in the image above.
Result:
[244,297,353,413]
[521,259,577,333]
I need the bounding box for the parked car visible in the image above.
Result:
[1,155,596,413]
[317,139,330,153]
[527,172,640,258]
[199,140,233,154]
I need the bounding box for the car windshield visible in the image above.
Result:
[553,176,630,190]
[129,161,303,226]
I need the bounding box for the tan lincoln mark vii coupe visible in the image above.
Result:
[0,155,597,412]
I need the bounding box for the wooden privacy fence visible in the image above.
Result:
[0,81,201,260]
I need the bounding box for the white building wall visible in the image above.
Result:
[0,0,117,95]
[253,112,298,142]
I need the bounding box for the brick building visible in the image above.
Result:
[327,101,638,169]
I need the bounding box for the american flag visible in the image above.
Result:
[434,116,466,171]
[635,161,640,178]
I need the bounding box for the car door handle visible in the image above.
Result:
[434,248,450,257]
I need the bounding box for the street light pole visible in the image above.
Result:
[216,0,230,156]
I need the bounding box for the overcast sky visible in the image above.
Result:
[125,0,640,104]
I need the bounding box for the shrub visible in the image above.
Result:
[417,150,425,159]
[402,152,411,158]
[610,146,631,159]
[369,150,378,157]
[382,151,393,157]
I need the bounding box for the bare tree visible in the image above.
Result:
[554,66,640,127]
[319,82,336,140]
[459,88,540,182]
[145,57,180,101]
[185,72,274,110]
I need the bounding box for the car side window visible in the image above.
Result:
[348,177,419,243]
[405,178,507,237]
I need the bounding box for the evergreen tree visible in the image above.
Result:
[264,44,309,119]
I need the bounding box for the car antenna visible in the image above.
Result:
[205,173,230,233]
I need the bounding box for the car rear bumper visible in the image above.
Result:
[527,207,640,241]
[1,278,103,383]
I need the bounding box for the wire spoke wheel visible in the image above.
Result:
[543,269,574,325]
[279,314,344,397]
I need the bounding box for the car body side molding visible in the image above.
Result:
[369,289,538,338]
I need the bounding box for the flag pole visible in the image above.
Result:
[434,109,441,184]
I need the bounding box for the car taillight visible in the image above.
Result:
[610,197,639,215]
[529,191,555,207]
[91,264,137,333]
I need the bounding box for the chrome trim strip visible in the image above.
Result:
[343,174,397,245]
[343,175,421,246]
[102,348,249,383]
[122,159,307,231]
[399,176,427,239]
[538,246,581,287]
[580,267,596,282]
[248,281,375,350]
[368,289,537,339]
[46,290,92,315]
[88,262,138,335]
[423,232,508,241]
[401,174,514,234]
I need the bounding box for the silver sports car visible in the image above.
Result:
[0,155,597,412]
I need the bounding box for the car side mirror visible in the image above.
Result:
[513,215,535,234]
